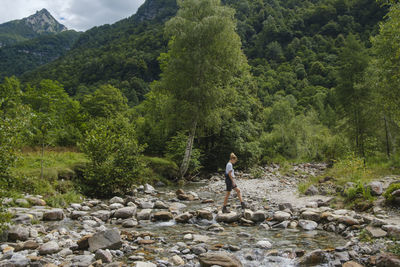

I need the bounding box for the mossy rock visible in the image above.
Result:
[384,182,400,205]
[143,157,179,179]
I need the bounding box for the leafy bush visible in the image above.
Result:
[79,117,145,197]
[165,131,203,176]
[383,183,400,203]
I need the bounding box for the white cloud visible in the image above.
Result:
[0,0,145,31]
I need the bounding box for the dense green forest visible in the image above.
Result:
[0,30,81,78]
[1,0,400,198]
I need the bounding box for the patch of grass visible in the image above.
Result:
[387,242,400,256]
[143,156,179,180]
[46,191,83,208]
[11,150,88,180]
[359,229,373,243]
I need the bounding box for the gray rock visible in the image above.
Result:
[43,209,64,221]
[197,209,213,220]
[368,182,383,196]
[139,201,154,209]
[278,203,293,211]
[273,211,291,222]
[171,255,185,266]
[382,225,400,238]
[39,241,60,255]
[8,253,30,267]
[301,210,320,222]
[256,240,272,249]
[114,206,137,219]
[137,209,152,220]
[70,203,82,210]
[199,252,243,267]
[70,211,88,220]
[92,210,111,221]
[298,220,318,231]
[251,210,266,222]
[95,249,113,263]
[154,200,169,209]
[110,196,124,204]
[175,212,193,223]
[72,255,95,266]
[59,248,73,257]
[216,211,240,223]
[305,185,319,196]
[144,184,156,194]
[192,245,207,255]
[365,226,387,238]
[88,229,122,252]
[7,226,29,241]
[110,203,124,210]
[122,219,138,228]
[273,220,290,229]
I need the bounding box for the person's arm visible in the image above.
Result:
[228,170,236,186]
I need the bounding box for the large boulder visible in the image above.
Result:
[216,211,240,223]
[39,241,60,255]
[368,181,383,196]
[43,209,64,221]
[199,252,243,267]
[7,226,29,241]
[273,211,291,222]
[109,196,124,204]
[113,206,137,219]
[135,262,157,267]
[88,229,122,252]
[137,209,152,220]
[91,210,111,221]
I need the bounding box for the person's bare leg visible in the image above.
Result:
[223,191,231,206]
[234,187,243,203]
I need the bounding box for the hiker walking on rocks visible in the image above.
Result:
[222,153,246,213]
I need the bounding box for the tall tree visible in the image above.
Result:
[372,1,400,155]
[336,34,370,157]
[157,0,248,177]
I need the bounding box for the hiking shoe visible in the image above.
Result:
[241,202,247,209]
[222,206,230,213]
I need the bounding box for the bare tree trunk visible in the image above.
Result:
[180,119,198,179]
[41,137,44,180]
[384,115,391,158]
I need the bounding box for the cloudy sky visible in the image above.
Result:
[0,0,146,31]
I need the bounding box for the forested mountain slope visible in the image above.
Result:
[21,0,385,107]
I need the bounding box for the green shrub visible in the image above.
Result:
[250,166,263,179]
[79,117,145,198]
[383,183,400,203]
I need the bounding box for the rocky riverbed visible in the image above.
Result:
[1,163,400,266]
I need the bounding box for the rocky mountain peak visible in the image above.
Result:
[24,8,67,34]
